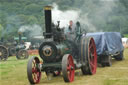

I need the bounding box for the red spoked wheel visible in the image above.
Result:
[27,56,41,84]
[80,36,97,75]
[62,54,75,82]
[88,37,97,74]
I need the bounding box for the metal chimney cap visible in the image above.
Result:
[18,32,22,34]
[44,6,52,10]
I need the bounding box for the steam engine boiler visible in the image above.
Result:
[27,6,97,84]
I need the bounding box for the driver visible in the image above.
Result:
[64,20,76,40]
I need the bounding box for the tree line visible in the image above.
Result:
[0,0,128,39]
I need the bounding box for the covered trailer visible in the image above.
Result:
[86,32,124,67]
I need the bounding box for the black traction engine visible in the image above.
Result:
[27,6,97,84]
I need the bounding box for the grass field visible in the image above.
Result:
[124,34,128,38]
[0,48,128,85]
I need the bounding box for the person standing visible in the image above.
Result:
[64,20,76,40]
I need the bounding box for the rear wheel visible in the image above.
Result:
[27,56,41,84]
[80,37,97,75]
[16,49,29,59]
[0,45,9,61]
[62,54,75,82]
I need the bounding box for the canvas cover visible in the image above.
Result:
[86,32,124,56]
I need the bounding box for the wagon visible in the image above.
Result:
[86,32,124,67]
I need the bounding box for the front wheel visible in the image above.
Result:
[62,54,75,82]
[27,56,41,84]
[16,49,29,59]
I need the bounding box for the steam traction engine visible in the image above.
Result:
[15,32,29,60]
[0,33,29,61]
[27,6,97,84]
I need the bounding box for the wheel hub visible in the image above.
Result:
[62,54,75,82]
[22,53,25,56]
[43,46,52,56]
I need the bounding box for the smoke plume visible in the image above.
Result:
[51,0,119,32]
[18,24,43,37]
[52,4,80,28]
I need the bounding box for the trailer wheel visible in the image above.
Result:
[0,45,9,61]
[16,49,29,59]
[80,37,97,75]
[101,63,106,67]
[62,54,75,82]
[101,56,112,67]
[27,56,41,84]
[115,51,124,61]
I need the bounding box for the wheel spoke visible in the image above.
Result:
[89,42,93,49]
[92,53,96,57]
[33,73,37,82]
[90,61,94,68]
[32,67,37,73]
[32,60,36,67]
[32,68,35,73]
[67,64,71,69]
[89,53,95,68]
[90,55,94,61]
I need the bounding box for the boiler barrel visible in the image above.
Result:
[39,42,72,63]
